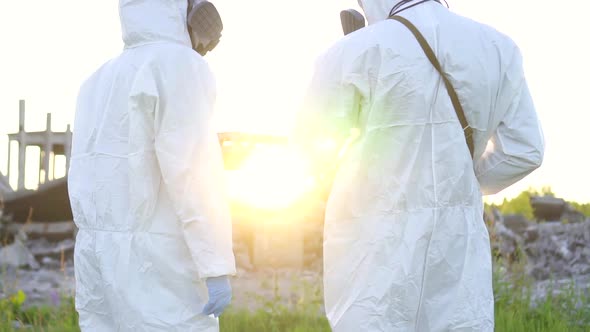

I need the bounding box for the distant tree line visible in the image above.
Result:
[486,187,590,220]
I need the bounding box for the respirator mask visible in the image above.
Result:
[341,0,445,35]
[187,0,223,56]
[340,9,366,35]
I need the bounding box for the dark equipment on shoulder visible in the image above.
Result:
[340,9,366,35]
[188,1,223,56]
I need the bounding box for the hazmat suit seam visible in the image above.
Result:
[124,40,192,51]
[325,205,478,220]
[475,157,506,178]
[76,227,183,237]
[430,74,443,206]
[365,119,465,131]
[414,211,436,331]
[71,152,131,160]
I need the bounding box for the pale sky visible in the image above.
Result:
[0,1,589,203]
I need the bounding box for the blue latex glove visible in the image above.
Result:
[202,276,232,317]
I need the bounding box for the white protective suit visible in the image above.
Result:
[68,1,235,331]
[295,1,544,331]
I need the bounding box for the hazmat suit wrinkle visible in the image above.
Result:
[295,1,543,331]
[68,1,235,331]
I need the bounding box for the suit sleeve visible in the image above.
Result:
[475,46,544,195]
[292,51,361,170]
[154,56,236,279]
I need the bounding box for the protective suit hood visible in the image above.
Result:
[358,0,404,24]
[119,0,192,48]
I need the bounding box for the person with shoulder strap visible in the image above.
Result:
[294,0,543,330]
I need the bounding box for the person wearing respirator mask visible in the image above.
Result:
[294,0,544,331]
[69,0,234,330]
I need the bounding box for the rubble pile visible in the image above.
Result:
[490,209,590,280]
[0,220,76,306]
[528,221,590,280]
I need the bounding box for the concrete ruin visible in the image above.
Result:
[1,100,73,222]
[5,100,72,191]
[530,195,586,223]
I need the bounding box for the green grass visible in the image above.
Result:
[490,245,590,332]
[494,288,590,332]
[221,310,331,332]
[0,296,79,332]
[1,277,589,332]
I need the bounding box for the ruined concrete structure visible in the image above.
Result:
[2,100,73,222]
[5,100,72,191]
[530,195,586,223]
[0,172,10,194]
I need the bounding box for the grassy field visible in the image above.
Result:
[1,277,589,332]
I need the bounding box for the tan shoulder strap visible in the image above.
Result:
[389,15,474,158]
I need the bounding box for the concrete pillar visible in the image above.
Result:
[65,124,72,174]
[6,138,11,181]
[52,152,56,181]
[38,149,43,187]
[19,100,25,132]
[43,113,53,184]
[17,100,26,190]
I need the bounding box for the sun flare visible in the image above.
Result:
[226,145,316,210]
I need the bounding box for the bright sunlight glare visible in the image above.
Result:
[226,145,316,210]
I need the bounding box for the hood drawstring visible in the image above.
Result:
[389,0,445,17]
